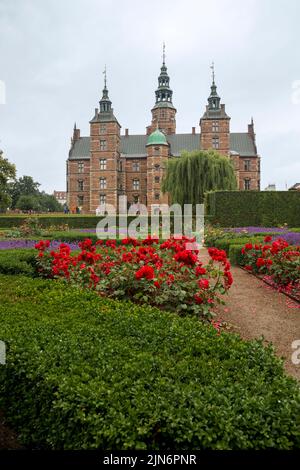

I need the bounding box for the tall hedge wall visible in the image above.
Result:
[0,215,146,229]
[205,191,300,227]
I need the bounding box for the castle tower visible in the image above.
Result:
[200,63,230,154]
[146,128,170,207]
[89,69,121,212]
[147,44,176,135]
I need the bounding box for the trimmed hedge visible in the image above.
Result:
[228,244,246,265]
[0,215,138,229]
[0,249,37,275]
[0,275,300,449]
[205,236,264,253]
[205,191,300,227]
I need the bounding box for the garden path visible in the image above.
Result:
[199,249,300,381]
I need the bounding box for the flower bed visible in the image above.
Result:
[35,236,233,321]
[239,236,300,302]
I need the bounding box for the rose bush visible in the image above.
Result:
[240,236,300,299]
[35,236,233,321]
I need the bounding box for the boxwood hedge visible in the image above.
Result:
[205,190,300,227]
[0,249,37,275]
[0,275,299,450]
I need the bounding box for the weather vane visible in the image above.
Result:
[162,42,166,64]
[210,61,215,83]
[103,65,107,88]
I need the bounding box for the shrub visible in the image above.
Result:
[228,244,246,265]
[0,249,37,275]
[0,275,300,450]
[205,191,300,227]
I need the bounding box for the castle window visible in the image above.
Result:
[154,176,160,183]
[100,158,107,170]
[100,140,107,151]
[212,137,219,149]
[244,179,251,190]
[155,193,160,200]
[160,110,166,118]
[99,194,106,205]
[154,164,160,171]
[99,177,106,189]
[132,162,140,172]
[212,121,219,132]
[77,195,84,206]
[78,162,84,173]
[154,147,160,155]
[244,160,251,171]
[78,180,84,191]
[133,179,140,190]
[133,195,139,204]
[100,124,106,134]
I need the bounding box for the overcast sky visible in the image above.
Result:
[0,0,299,192]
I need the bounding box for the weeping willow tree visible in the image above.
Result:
[162,149,237,205]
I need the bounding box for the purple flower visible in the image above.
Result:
[227,227,288,234]
[0,240,79,251]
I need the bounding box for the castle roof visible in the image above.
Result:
[69,132,257,160]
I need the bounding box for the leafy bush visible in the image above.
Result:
[0,275,300,450]
[228,244,246,265]
[0,249,36,275]
[205,191,300,227]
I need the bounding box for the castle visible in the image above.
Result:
[66,54,260,213]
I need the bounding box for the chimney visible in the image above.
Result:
[73,123,80,142]
[125,128,129,137]
[192,127,196,135]
[248,117,255,137]
[94,107,98,117]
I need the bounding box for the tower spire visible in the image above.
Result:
[210,61,215,83]
[208,62,220,110]
[99,66,112,112]
[153,46,174,109]
[162,42,166,65]
[103,64,107,89]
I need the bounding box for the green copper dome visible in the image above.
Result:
[146,128,168,146]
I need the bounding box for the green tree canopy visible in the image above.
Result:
[9,175,40,209]
[162,149,237,205]
[16,195,41,212]
[0,151,16,212]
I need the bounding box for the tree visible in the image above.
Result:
[0,151,16,212]
[162,149,237,205]
[37,192,63,212]
[9,175,40,209]
[16,195,41,212]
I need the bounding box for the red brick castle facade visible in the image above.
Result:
[67,56,260,213]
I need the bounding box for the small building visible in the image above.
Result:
[289,183,300,191]
[264,184,276,191]
[53,191,67,206]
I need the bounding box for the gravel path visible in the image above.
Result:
[199,250,300,381]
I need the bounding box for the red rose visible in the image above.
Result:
[135,265,155,280]
[198,279,210,289]
[264,235,272,242]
